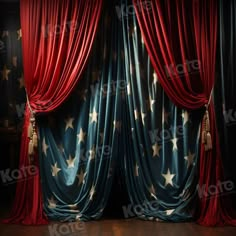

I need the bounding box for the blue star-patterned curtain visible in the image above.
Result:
[0,28,25,129]
[38,0,202,222]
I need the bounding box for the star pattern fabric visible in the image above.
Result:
[51,162,61,177]
[37,1,201,223]
[77,169,86,185]
[162,169,176,187]
[48,196,57,209]
[152,143,161,157]
[38,6,123,221]
[89,109,98,123]
[17,29,22,40]
[120,1,201,222]
[184,151,195,168]
[42,137,49,156]
[0,29,26,129]
[18,74,25,88]
[64,117,74,131]
[66,155,76,168]
[1,65,11,81]
[171,137,178,151]
[77,128,86,143]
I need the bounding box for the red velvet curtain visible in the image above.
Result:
[133,0,236,226]
[3,0,102,225]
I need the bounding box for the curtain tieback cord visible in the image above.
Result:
[26,90,38,163]
[202,89,213,151]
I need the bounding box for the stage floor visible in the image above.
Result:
[1,218,236,236]
[1,202,236,236]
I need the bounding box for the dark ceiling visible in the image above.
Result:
[0,1,20,30]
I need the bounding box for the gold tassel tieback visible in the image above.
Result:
[202,106,212,151]
[28,114,38,162]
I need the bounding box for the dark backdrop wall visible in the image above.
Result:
[214,0,236,209]
[0,1,24,206]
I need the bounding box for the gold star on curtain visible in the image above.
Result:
[18,74,25,88]
[141,112,146,125]
[127,82,131,95]
[42,137,49,156]
[134,163,139,177]
[165,209,175,215]
[48,196,57,209]
[89,185,96,201]
[149,184,157,199]
[68,204,79,212]
[152,142,161,157]
[171,137,178,151]
[89,109,98,123]
[66,155,76,168]
[51,162,61,177]
[64,116,74,131]
[141,35,144,44]
[77,169,86,185]
[12,56,17,67]
[77,128,86,143]
[1,65,11,81]
[17,29,22,40]
[89,146,96,161]
[149,96,155,112]
[184,151,195,168]
[182,110,189,125]
[153,72,158,84]
[134,109,139,120]
[162,169,175,187]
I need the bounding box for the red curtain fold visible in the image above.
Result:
[133,0,236,226]
[198,103,236,225]
[3,0,102,225]
[3,107,48,225]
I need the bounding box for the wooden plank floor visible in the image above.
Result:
[1,219,236,236]
[1,198,236,236]
[1,206,236,236]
